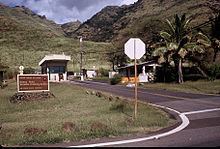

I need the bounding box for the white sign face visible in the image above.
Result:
[124,38,146,60]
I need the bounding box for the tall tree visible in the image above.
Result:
[206,0,220,62]
[106,51,127,71]
[153,14,192,83]
[153,14,210,83]
[211,13,220,62]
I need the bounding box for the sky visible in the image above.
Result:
[0,0,138,24]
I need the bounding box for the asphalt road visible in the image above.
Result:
[67,80,220,147]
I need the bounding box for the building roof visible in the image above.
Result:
[117,60,161,70]
[39,54,71,66]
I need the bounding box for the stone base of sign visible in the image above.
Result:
[10,92,55,103]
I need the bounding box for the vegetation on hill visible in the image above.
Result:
[0,4,112,72]
[69,0,213,47]
[61,20,81,35]
[0,0,219,82]
[152,0,220,83]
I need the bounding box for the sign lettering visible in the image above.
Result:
[17,75,49,92]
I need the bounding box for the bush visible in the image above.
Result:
[23,67,36,74]
[110,101,126,112]
[98,68,109,77]
[183,74,206,81]
[155,66,177,83]
[5,68,18,79]
[183,67,207,81]
[110,74,122,85]
[207,64,220,81]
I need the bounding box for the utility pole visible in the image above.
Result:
[23,51,25,66]
[80,37,84,81]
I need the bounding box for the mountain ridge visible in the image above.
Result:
[0,3,112,70]
[66,0,213,48]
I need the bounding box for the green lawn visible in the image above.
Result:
[141,80,220,95]
[0,81,175,146]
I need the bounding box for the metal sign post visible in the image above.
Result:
[134,39,138,119]
[125,38,146,119]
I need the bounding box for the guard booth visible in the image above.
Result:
[39,54,71,82]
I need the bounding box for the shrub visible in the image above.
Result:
[98,68,109,77]
[183,67,207,81]
[110,74,122,85]
[23,67,36,74]
[183,74,206,81]
[207,64,220,81]
[5,68,18,79]
[110,101,126,112]
[155,66,177,83]
[110,100,132,116]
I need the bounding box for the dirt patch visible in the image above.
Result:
[95,92,103,98]
[124,117,134,126]
[10,92,55,103]
[90,121,108,132]
[62,122,79,133]
[24,128,47,136]
[108,95,114,101]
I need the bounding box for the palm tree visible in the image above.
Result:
[211,14,220,62]
[153,14,192,83]
[205,0,220,62]
[153,14,208,84]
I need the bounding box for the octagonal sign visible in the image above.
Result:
[124,38,146,60]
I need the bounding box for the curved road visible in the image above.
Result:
[67,80,220,147]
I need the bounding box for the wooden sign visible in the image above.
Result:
[17,74,49,92]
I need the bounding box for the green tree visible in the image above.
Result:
[106,50,127,71]
[211,14,220,62]
[153,14,205,83]
[106,42,127,71]
[205,0,220,62]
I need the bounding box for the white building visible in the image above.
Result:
[39,54,71,82]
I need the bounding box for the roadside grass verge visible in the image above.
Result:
[0,81,175,146]
[91,77,110,83]
[141,80,220,95]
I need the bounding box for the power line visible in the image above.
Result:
[83,50,123,55]
[190,17,215,31]
[1,16,217,56]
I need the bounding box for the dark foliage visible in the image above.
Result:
[110,74,122,85]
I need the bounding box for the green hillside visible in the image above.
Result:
[115,0,212,44]
[70,0,213,48]
[0,4,112,71]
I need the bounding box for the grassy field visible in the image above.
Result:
[0,35,112,72]
[0,81,175,146]
[141,80,220,95]
[0,5,113,71]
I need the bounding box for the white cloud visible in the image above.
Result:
[25,0,80,23]
[0,0,139,24]
[120,0,138,5]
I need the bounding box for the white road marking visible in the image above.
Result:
[183,108,220,115]
[67,81,220,147]
[68,105,190,148]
